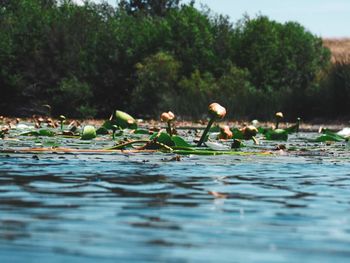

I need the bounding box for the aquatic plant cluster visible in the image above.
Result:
[0,103,349,156]
[2,0,345,120]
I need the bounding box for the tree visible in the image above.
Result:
[131,52,180,116]
[119,0,181,16]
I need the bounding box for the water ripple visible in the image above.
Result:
[1,141,350,262]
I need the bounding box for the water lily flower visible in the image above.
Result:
[208,103,226,119]
[242,125,258,138]
[241,125,259,144]
[198,103,227,146]
[160,111,175,136]
[160,111,175,122]
[275,112,284,129]
[218,125,233,139]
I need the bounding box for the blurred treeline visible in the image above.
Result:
[0,0,348,120]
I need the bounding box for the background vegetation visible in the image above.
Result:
[0,0,348,120]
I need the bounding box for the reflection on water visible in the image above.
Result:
[1,145,350,262]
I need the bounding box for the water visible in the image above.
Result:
[1,133,350,262]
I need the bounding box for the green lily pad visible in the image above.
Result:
[150,132,174,146]
[96,126,109,135]
[285,124,299,134]
[20,129,55,137]
[314,134,344,142]
[265,129,288,141]
[171,135,192,147]
[257,127,271,135]
[112,110,137,130]
[231,128,244,139]
[209,125,221,132]
[133,129,150,135]
[81,125,96,140]
[321,129,345,141]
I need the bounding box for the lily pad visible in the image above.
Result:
[314,134,344,142]
[20,129,55,137]
[81,125,96,140]
[205,141,230,151]
[113,110,137,130]
[171,135,192,147]
[265,129,288,141]
[150,132,174,147]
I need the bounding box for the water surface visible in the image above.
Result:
[1,133,350,262]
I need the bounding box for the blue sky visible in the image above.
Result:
[78,0,350,38]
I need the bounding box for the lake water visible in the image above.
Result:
[1,133,350,262]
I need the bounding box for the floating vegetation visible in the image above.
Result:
[0,106,349,159]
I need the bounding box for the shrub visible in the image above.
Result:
[52,76,95,118]
[131,52,180,117]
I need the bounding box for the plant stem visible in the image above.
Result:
[112,129,116,140]
[275,120,279,129]
[167,121,172,136]
[197,118,215,147]
[106,139,150,150]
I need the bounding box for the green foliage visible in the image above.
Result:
[0,1,337,120]
[327,62,350,116]
[264,129,288,141]
[81,125,97,140]
[119,0,181,16]
[53,77,94,118]
[175,70,216,118]
[233,15,331,118]
[113,110,137,129]
[131,52,180,116]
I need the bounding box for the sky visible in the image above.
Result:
[76,0,350,38]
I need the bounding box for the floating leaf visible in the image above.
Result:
[171,135,192,147]
[231,128,244,139]
[314,134,343,142]
[81,125,96,140]
[96,126,109,135]
[133,129,150,135]
[337,127,350,138]
[321,129,345,141]
[257,127,271,135]
[285,124,298,134]
[209,125,221,133]
[20,129,55,137]
[172,149,271,156]
[265,129,288,141]
[150,132,174,147]
[231,139,244,149]
[113,110,137,129]
[205,141,230,151]
[39,129,55,137]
